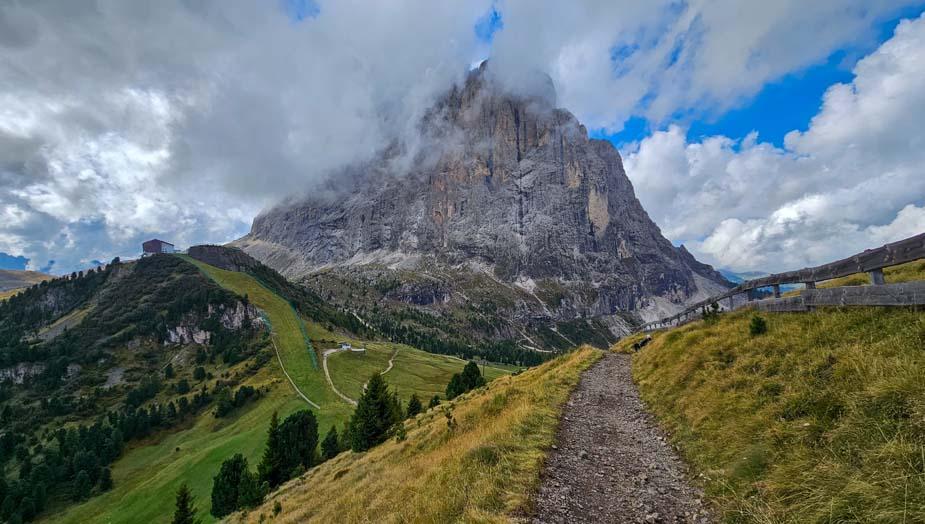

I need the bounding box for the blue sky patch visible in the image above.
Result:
[475,6,504,43]
[0,252,28,271]
[283,0,320,22]
[599,5,925,149]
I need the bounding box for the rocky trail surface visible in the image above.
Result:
[531,353,712,523]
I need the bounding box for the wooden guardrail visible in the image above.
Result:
[639,232,925,332]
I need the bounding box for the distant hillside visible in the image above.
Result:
[718,269,769,284]
[0,255,270,523]
[0,269,50,299]
[227,347,601,523]
[39,247,519,524]
[617,304,925,522]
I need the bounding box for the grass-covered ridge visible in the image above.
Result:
[617,307,925,522]
[227,347,602,523]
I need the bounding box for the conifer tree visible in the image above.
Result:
[99,467,113,491]
[428,395,441,409]
[172,483,200,524]
[73,470,91,501]
[445,373,464,400]
[278,410,319,478]
[406,394,422,418]
[349,373,401,451]
[461,361,485,390]
[258,411,285,487]
[321,426,340,461]
[210,454,250,517]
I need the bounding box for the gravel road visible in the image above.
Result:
[531,352,712,523]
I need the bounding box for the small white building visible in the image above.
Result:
[340,342,366,353]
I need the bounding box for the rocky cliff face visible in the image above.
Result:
[234,62,729,337]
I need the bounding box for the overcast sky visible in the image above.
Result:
[1,0,924,274]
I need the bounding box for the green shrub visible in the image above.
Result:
[749,314,768,336]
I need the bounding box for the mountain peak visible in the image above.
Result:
[234,65,730,334]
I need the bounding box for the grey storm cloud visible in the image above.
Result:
[0,0,921,273]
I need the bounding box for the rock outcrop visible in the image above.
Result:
[234,62,730,333]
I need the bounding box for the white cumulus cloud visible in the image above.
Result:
[625,14,925,272]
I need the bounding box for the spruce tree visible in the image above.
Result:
[73,469,91,501]
[236,469,263,509]
[99,467,113,491]
[210,454,250,517]
[276,410,319,481]
[321,426,340,461]
[349,373,401,452]
[461,361,485,390]
[172,483,200,524]
[445,373,464,399]
[258,411,285,487]
[406,394,422,418]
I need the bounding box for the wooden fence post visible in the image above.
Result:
[869,268,885,285]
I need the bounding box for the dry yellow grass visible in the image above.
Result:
[617,307,925,523]
[226,346,602,524]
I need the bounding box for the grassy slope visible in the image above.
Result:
[228,347,602,524]
[0,269,50,300]
[181,255,352,416]
[44,255,526,524]
[44,258,354,524]
[617,307,925,523]
[45,366,304,524]
[327,343,513,403]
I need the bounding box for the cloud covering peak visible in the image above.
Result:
[0,0,921,273]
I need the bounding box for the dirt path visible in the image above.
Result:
[360,347,400,393]
[380,347,399,376]
[531,353,711,524]
[272,338,320,409]
[322,348,358,406]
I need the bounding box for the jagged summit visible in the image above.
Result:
[233,65,730,336]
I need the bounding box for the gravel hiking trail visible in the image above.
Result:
[531,352,712,524]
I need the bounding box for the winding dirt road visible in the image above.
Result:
[322,348,357,406]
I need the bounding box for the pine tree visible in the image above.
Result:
[278,410,319,476]
[165,362,175,378]
[445,373,464,399]
[258,411,285,487]
[172,483,200,524]
[349,373,401,452]
[406,394,422,418]
[321,426,340,461]
[236,469,263,509]
[461,361,485,390]
[99,467,113,491]
[210,454,250,517]
[73,469,91,501]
